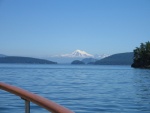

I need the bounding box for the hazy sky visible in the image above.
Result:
[0,0,150,57]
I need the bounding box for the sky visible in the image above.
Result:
[0,0,150,57]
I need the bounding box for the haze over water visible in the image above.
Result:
[0,64,150,113]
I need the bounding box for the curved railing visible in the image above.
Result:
[0,82,74,113]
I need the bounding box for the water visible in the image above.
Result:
[0,64,150,113]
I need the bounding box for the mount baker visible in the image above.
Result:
[60,50,94,58]
[48,50,109,63]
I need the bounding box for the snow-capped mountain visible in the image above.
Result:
[48,50,109,63]
[61,50,94,58]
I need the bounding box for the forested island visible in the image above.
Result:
[71,60,85,64]
[0,56,57,64]
[131,41,150,68]
[95,52,133,65]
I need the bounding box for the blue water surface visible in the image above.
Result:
[0,64,150,113]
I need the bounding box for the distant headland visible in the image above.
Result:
[0,56,57,64]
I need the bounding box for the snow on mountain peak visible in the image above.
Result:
[48,50,110,63]
[62,50,94,58]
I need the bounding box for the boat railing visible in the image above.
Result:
[0,82,74,113]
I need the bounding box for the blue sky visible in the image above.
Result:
[0,0,150,57]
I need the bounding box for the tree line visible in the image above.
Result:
[132,41,150,68]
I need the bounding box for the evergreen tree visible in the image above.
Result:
[132,41,150,68]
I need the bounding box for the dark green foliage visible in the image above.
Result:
[95,52,133,65]
[0,56,57,64]
[131,41,150,68]
[71,60,85,64]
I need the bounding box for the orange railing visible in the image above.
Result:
[0,82,74,113]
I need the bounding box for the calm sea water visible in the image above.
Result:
[0,64,150,113]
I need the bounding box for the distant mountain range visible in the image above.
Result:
[72,52,134,65]
[0,56,57,64]
[0,51,133,65]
